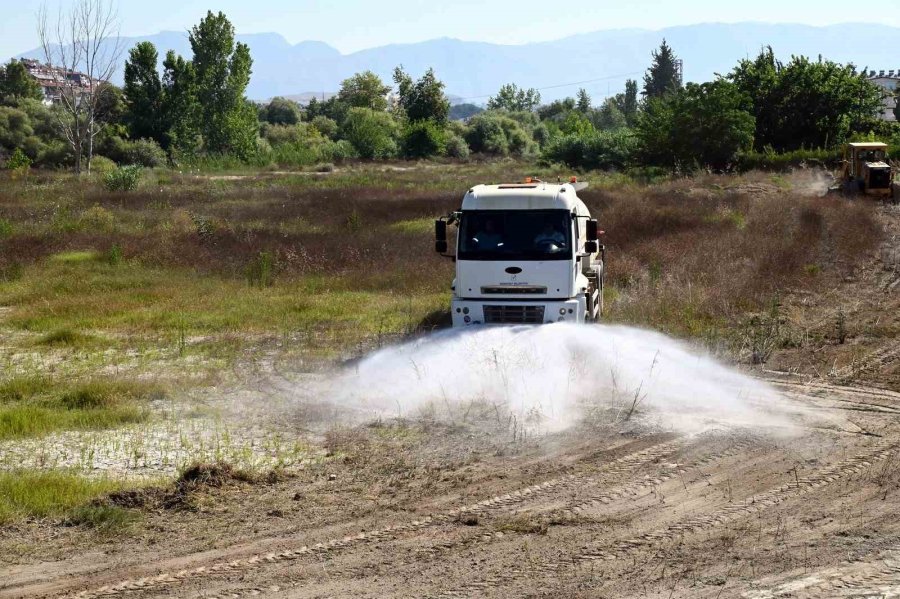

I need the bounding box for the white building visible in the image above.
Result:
[19,58,97,106]
[866,70,899,122]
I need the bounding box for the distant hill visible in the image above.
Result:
[14,22,900,102]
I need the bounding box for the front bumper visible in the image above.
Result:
[451,298,586,327]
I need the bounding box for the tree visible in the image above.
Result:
[729,48,883,150]
[340,107,398,158]
[594,98,627,131]
[537,97,576,122]
[260,97,301,125]
[161,50,200,156]
[189,11,257,157]
[393,67,450,124]
[895,90,900,123]
[123,42,165,145]
[38,0,123,173]
[618,79,639,124]
[450,103,483,121]
[487,83,542,112]
[576,88,591,113]
[0,60,43,104]
[643,39,681,99]
[338,71,390,111]
[635,80,755,171]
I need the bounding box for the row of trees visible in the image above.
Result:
[0,15,895,173]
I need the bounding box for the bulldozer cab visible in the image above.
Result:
[841,142,894,199]
[845,142,889,178]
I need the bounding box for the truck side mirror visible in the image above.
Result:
[586,219,599,241]
[435,220,448,254]
[584,240,598,254]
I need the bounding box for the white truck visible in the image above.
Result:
[435,177,604,326]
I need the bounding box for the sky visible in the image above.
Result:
[3,0,900,61]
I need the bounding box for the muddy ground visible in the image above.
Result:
[2,202,900,598]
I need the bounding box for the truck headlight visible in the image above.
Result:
[559,308,566,315]
[463,307,470,314]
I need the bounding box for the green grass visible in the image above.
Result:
[0,470,135,525]
[389,217,435,234]
[0,377,163,440]
[36,328,97,347]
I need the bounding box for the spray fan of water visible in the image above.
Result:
[333,323,808,434]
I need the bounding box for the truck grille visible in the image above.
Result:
[481,286,547,295]
[870,168,891,189]
[483,305,545,324]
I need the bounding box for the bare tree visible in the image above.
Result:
[38,0,122,174]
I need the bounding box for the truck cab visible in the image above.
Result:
[435,179,604,326]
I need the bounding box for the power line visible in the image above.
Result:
[458,71,643,102]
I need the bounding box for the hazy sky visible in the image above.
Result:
[3,0,899,61]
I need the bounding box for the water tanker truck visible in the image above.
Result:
[435,177,604,327]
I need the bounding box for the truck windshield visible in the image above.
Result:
[458,210,572,261]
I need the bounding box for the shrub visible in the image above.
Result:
[310,115,338,139]
[0,218,12,239]
[542,129,637,170]
[340,107,399,159]
[89,155,117,176]
[122,138,166,167]
[7,147,31,171]
[445,134,470,160]
[402,120,447,158]
[246,251,276,287]
[734,148,841,172]
[319,140,356,162]
[465,112,534,156]
[104,165,142,192]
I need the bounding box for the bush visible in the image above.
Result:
[734,148,841,172]
[445,134,470,160]
[340,107,399,159]
[542,129,638,170]
[0,218,12,239]
[402,120,446,158]
[465,112,534,156]
[103,165,142,192]
[319,140,357,163]
[310,115,338,139]
[89,155,117,177]
[80,205,116,231]
[122,138,166,167]
[7,147,31,171]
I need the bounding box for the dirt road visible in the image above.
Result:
[2,376,900,599]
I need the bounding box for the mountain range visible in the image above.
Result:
[14,22,900,103]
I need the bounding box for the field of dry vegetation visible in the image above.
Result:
[2,161,900,599]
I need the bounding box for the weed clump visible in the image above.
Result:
[104,165,142,192]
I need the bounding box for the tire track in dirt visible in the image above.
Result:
[53,436,683,599]
[833,344,900,382]
[744,548,900,598]
[436,441,898,598]
[191,435,762,599]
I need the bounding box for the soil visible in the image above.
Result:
[3,202,900,599]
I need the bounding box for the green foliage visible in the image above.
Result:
[560,111,595,136]
[465,111,534,156]
[401,119,447,158]
[445,133,470,159]
[0,60,43,104]
[89,155,117,176]
[122,138,167,167]
[0,471,131,525]
[729,47,884,151]
[189,11,256,156]
[7,147,31,171]
[341,107,399,159]
[162,50,201,158]
[537,97,576,122]
[123,42,166,145]
[310,115,338,138]
[487,83,542,112]
[338,71,391,111]
[593,99,628,131]
[259,97,301,125]
[104,165,143,192]
[0,218,12,239]
[542,129,637,170]
[576,88,591,113]
[393,67,450,124]
[734,147,840,172]
[635,80,755,171]
[643,39,682,99]
[246,251,276,288]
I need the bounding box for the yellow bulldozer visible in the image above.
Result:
[838,142,896,199]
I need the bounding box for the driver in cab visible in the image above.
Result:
[473,218,503,249]
[534,221,565,247]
